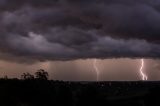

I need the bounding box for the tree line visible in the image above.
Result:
[21,69,49,80]
[3,69,49,80]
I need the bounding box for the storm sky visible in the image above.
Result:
[0,0,160,80]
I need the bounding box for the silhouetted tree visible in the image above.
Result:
[35,69,49,80]
[3,75,8,80]
[21,72,34,80]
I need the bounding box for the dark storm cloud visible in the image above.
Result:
[0,0,160,62]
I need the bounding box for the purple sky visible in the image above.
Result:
[0,0,160,80]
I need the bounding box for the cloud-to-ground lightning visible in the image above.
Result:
[140,59,148,81]
[93,59,99,81]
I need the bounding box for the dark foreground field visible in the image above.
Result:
[0,79,160,106]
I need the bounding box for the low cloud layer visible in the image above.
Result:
[0,0,160,62]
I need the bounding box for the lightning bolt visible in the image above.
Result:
[93,59,99,81]
[93,59,148,81]
[140,59,148,81]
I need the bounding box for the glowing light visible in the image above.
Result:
[93,59,99,81]
[140,59,148,81]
